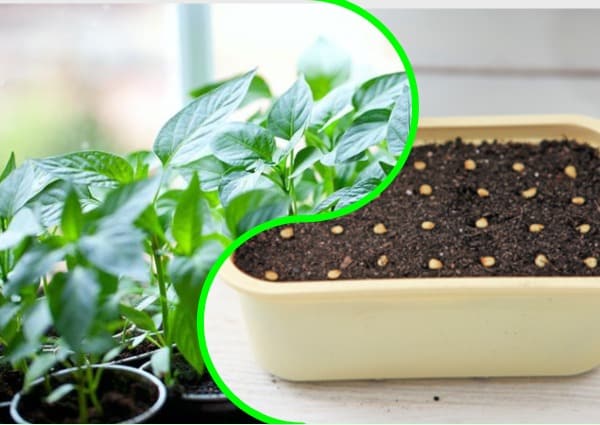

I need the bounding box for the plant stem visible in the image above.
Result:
[285,151,298,215]
[75,366,88,424]
[151,237,169,343]
[86,367,102,415]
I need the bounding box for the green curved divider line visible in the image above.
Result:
[197,0,420,422]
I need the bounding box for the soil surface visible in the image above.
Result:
[114,340,157,363]
[0,362,24,403]
[172,354,222,397]
[235,139,600,280]
[17,368,159,423]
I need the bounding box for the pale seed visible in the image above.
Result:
[475,217,489,229]
[477,188,490,198]
[521,187,537,199]
[419,184,433,196]
[279,227,294,239]
[377,255,389,267]
[464,159,476,171]
[428,258,443,270]
[373,223,388,235]
[577,224,591,234]
[414,161,427,171]
[330,225,344,235]
[534,254,549,268]
[327,269,342,279]
[512,162,525,172]
[421,221,435,230]
[340,256,353,269]
[529,223,544,233]
[572,196,585,205]
[264,270,279,281]
[564,165,577,179]
[584,257,598,269]
[480,256,496,268]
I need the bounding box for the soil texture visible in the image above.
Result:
[0,362,24,403]
[17,368,159,423]
[234,139,600,280]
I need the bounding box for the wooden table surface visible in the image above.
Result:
[205,278,600,423]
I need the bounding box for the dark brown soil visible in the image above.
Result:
[171,354,222,397]
[114,340,157,362]
[17,368,159,423]
[0,362,24,403]
[235,139,600,280]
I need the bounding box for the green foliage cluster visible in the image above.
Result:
[0,38,410,422]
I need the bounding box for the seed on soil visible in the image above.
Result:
[564,165,577,179]
[464,159,476,170]
[377,255,389,267]
[529,223,544,233]
[535,254,549,268]
[327,269,342,279]
[279,227,294,239]
[264,270,279,281]
[428,258,443,270]
[577,224,591,234]
[340,256,353,269]
[572,196,585,205]
[373,223,388,234]
[414,161,427,171]
[521,187,537,199]
[419,184,433,196]
[330,225,344,235]
[475,217,489,229]
[512,162,525,172]
[584,257,598,269]
[421,221,436,230]
[477,187,490,198]
[480,256,496,268]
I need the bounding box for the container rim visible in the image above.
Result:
[10,364,167,424]
[221,114,600,301]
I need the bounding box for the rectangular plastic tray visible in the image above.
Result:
[220,115,600,380]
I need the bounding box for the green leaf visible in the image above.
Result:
[26,181,96,228]
[47,268,100,351]
[0,303,20,332]
[225,189,290,237]
[298,37,351,100]
[119,303,156,333]
[211,122,275,168]
[218,169,273,206]
[79,223,148,281]
[154,70,255,165]
[34,151,133,187]
[135,205,167,243]
[25,352,61,388]
[309,85,353,131]
[169,241,222,374]
[173,307,204,375]
[0,208,42,251]
[386,85,411,155]
[291,146,322,178]
[46,384,75,404]
[176,155,228,192]
[0,161,54,219]
[5,244,65,296]
[333,109,390,163]
[313,177,379,212]
[0,152,16,182]
[190,74,272,107]
[267,77,313,142]
[92,177,160,227]
[22,298,51,341]
[172,174,204,256]
[60,190,83,242]
[352,72,407,115]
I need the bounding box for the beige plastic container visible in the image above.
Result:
[220,115,600,381]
